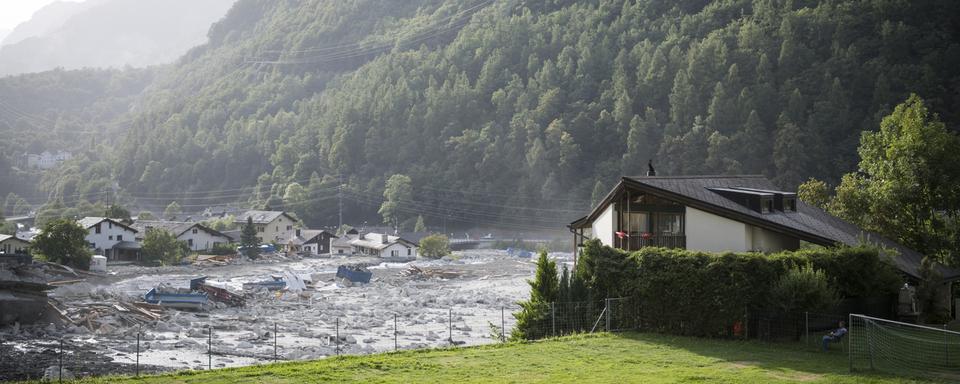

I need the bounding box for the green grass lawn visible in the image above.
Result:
[68,333,939,384]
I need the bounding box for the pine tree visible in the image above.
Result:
[414,215,426,232]
[511,251,559,341]
[241,216,260,259]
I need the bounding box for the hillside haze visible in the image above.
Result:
[0,0,235,76]
[1,0,959,229]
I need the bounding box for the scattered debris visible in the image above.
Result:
[242,276,286,291]
[193,254,236,267]
[399,265,462,280]
[505,248,533,258]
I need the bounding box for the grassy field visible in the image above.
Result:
[63,333,940,384]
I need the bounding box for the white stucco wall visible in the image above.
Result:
[382,242,417,258]
[591,205,615,247]
[749,225,800,253]
[84,221,137,252]
[178,227,230,251]
[685,207,749,253]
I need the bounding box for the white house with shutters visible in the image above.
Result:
[132,220,232,251]
[77,217,141,261]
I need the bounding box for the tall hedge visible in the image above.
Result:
[575,240,903,337]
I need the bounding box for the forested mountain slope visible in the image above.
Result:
[26,0,960,229]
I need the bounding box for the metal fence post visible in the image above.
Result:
[59,338,63,384]
[208,325,212,370]
[551,302,556,337]
[335,318,340,356]
[944,324,949,365]
[805,312,809,346]
[136,329,141,377]
[274,322,278,362]
[394,314,398,352]
[848,314,853,372]
[501,306,505,343]
[448,308,453,345]
[605,299,611,332]
[868,318,874,370]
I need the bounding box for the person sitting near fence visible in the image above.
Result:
[821,321,847,351]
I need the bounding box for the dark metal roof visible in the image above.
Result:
[570,175,956,280]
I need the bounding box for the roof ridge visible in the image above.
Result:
[627,174,766,179]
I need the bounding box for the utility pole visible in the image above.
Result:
[338,174,343,229]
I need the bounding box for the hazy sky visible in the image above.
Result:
[0,0,83,30]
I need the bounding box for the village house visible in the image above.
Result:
[131,220,232,251]
[78,217,141,261]
[283,229,338,255]
[0,234,30,254]
[569,174,958,283]
[233,210,298,246]
[345,232,419,258]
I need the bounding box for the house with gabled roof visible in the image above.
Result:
[131,220,232,251]
[569,174,959,282]
[283,229,338,255]
[233,210,298,245]
[77,217,140,261]
[0,234,30,255]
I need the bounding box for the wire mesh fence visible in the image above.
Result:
[0,303,523,381]
[3,299,928,381]
[849,314,960,380]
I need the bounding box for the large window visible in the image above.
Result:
[621,212,649,235]
[656,213,683,235]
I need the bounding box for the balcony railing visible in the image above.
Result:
[619,234,686,251]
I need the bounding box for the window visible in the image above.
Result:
[391,250,399,257]
[762,198,773,214]
[188,239,193,247]
[620,212,649,235]
[287,225,292,231]
[192,228,198,234]
[108,221,113,229]
[117,235,123,241]
[258,226,264,233]
[656,213,682,235]
[109,235,114,240]
[784,198,797,212]
[407,248,411,256]
[257,236,263,243]
[90,242,96,248]
[95,224,101,234]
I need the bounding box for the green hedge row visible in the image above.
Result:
[575,240,903,337]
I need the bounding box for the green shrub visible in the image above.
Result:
[769,266,839,313]
[419,233,451,259]
[570,240,904,337]
[210,242,238,255]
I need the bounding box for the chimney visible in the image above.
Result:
[647,159,656,176]
[381,233,388,244]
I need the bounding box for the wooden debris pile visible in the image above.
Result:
[48,299,165,333]
[398,265,463,280]
[193,254,236,267]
